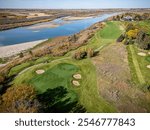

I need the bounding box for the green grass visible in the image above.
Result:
[136,20,150,34]
[12,21,122,112]
[8,55,55,77]
[99,21,122,39]
[29,63,79,93]
[127,45,150,87]
[14,58,116,112]
[65,21,122,56]
[0,58,7,64]
[146,56,150,62]
[8,62,33,77]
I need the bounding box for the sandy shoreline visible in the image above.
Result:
[0,39,48,58]
[63,16,93,21]
[27,23,59,30]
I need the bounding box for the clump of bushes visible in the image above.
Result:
[0,84,39,113]
[136,31,150,50]
[73,48,95,60]
[0,75,5,84]
[126,29,139,39]
[116,34,125,42]
[117,23,150,50]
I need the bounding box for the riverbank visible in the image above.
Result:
[0,39,47,58]
[62,16,93,21]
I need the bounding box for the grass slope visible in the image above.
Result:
[12,21,122,112]
[128,45,145,85]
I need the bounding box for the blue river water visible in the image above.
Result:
[0,13,118,46]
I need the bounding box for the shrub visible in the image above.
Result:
[87,48,94,58]
[126,23,135,32]
[19,52,24,58]
[136,31,150,50]
[73,48,95,60]
[117,34,125,42]
[0,84,39,113]
[126,29,139,39]
[0,75,5,84]
[123,39,129,45]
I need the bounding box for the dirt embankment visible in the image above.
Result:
[92,43,150,112]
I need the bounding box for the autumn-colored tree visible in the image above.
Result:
[0,84,39,113]
[126,29,139,39]
[87,48,94,58]
[0,75,5,84]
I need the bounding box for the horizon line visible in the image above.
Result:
[0,7,150,10]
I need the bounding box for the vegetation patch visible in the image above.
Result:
[29,63,79,93]
[146,56,150,62]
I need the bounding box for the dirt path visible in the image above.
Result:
[92,43,148,112]
[129,45,145,84]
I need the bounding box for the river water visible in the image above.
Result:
[0,13,118,46]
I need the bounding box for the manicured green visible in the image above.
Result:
[99,21,122,39]
[29,63,79,93]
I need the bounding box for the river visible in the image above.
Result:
[0,13,119,46]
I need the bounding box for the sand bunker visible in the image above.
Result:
[148,52,150,55]
[147,65,150,69]
[36,69,45,74]
[72,80,80,86]
[137,52,147,56]
[73,74,82,79]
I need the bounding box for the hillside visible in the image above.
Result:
[0,13,150,113]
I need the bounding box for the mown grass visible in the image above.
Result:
[124,20,150,88]
[14,58,116,112]
[29,63,79,93]
[99,21,122,39]
[8,55,56,77]
[127,45,150,88]
[136,20,150,34]
[65,21,122,56]
[12,21,122,112]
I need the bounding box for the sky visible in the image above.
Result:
[0,0,150,9]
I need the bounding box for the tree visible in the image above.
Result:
[136,31,150,50]
[126,23,135,32]
[19,52,24,58]
[126,29,139,39]
[87,48,94,58]
[29,50,33,56]
[117,34,125,42]
[0,84,39,113]
[0,75,5,84]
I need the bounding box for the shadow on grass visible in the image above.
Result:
[37,86,86,113]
